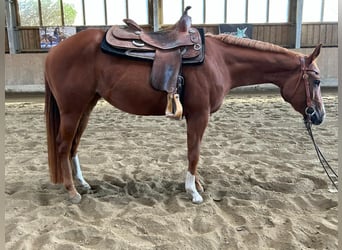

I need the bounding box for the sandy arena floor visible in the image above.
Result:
[5,91,338,250]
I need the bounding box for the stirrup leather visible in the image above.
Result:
[165,93,183,120]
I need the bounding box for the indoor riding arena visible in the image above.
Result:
[5,1,338,249]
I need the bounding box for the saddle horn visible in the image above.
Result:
[175,6,192,32]
[183,6,192,14]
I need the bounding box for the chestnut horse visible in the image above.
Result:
[45,30,325,204]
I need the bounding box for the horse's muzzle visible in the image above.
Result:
[305,106,325,125]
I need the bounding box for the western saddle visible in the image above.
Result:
[102,6,205,119]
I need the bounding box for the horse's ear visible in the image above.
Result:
[307,44,322,64]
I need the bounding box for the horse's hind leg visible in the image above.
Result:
[57,113,84,203]
[70,96,100,190]
[71,154,90,190]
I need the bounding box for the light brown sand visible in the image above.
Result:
[5,91,338,249]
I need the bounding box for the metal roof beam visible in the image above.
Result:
[5,0,20,54]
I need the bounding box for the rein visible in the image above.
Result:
[304,121,338,190]
[299,57,338,190]
[291,57,338,190]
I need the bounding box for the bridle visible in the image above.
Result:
[290,57,319,121]
[288,57,319,120]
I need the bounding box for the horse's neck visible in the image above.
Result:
[211,40,300,90]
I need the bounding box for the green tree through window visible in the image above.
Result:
[18,0,40,26]
[18,0,77,26]
[63,3,77,25]
[41,0,62,25]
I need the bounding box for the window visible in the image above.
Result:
[184,0,204,24]
[162,0,290,24]
[127,0,148,24]
[18,0,40,26]
[162,0,182,24]
[269,0,289,23]
[17,0,149,26]
[247,0,267,23]
[303,0,337,22]
[63,0,84,26]
[303,0,322,22]
[41,0,62,26]
[323,0,338,22]
[84,0,105,25]
[106,0,126,25]
[16,0,338,27]
[227,0,246,23]
[206,0,225,24]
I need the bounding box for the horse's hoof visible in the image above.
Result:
[69,193,82,204]
[80,182,91,190]
[192,193,203,204]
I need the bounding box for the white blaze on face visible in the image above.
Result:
[311,63,326,121]
[313,85,326,119]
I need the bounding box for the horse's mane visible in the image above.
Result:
[206,33,298,55]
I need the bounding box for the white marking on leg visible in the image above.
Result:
[185,171,203,204]
[72,154,91,190]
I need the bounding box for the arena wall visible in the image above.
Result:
[5,48,338,93]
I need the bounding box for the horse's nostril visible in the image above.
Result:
[305,107,315,116]
[311,114,323,125]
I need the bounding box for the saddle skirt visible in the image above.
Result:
[101,6,205,93]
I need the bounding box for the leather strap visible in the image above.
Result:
[300,57,313,109]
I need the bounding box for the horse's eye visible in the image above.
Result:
[313,79,320,86]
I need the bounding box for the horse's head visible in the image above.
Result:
[282,44,325,125]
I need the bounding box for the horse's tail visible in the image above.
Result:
[45,76,63,184]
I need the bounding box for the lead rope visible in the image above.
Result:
[304,121,338,190]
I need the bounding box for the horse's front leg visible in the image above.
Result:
[185,113,209,203]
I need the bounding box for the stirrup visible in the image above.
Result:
[165,93,174,117]
[173,94,183,119]
[165,93,183,120]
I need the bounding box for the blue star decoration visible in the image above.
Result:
[236,27,248,38]
[224,27,249,38]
